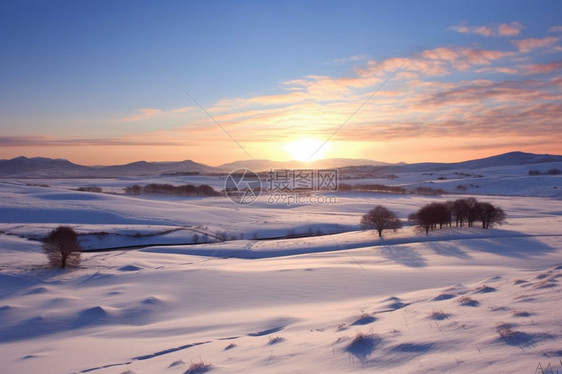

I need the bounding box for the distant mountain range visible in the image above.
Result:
[0,151,561,178]
[0,156,218,178]
[218,158,391,171]
[339,151,562,174]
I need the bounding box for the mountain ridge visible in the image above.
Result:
[1,151,561,178]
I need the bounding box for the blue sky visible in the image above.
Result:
[1,0,561,165]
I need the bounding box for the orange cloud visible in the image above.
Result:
[93,32,560,165]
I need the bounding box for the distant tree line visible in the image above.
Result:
[124,183,220,196]
[528,169,561,176]
[76,186,103,193]
[361,197,506,237]
[339,183,447,196]
[160,172,200,176]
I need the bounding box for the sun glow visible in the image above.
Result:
[284,137,328,162]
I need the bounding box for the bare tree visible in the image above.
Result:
[43,226,82,268]
[477,202,506,229]
[411,204,434,235]
[451,199,470,227]
[411,202,450,234]
[360,205,403,237]
[465,197,479,227]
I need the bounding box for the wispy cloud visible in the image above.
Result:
[450,22,524,37]
[522,60,562,75]
[121,106,193,121]
[0,135,182,147]
[475,66,518,74]
[549,25,562,33]
[328,54,369,66]
[512,36,559,53]
[121,108,162,121]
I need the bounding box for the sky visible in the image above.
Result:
[1,0,561,166]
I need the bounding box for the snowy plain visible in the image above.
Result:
[0,163,561,373]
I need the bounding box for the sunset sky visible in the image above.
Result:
[1,0,561,166]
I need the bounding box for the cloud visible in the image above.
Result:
[209,44,518,119]
[497,22,525,36]
[121,106,193,121]
[414,47,514,73]
[0,136,181,147]
[549,25,562,32]
[328,54,369,66]
[522,60,562,75]
[122,108,162,121]
[450,24,493,37]
[450,22,524,37]
[512,36,559,53]
[475,67,518,74]
[100,29,562,160]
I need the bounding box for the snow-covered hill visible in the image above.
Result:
[0,159,561,373]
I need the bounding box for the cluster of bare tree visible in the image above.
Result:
[361,198,506,237]
[124,183,220,196]
[408,198,506,234]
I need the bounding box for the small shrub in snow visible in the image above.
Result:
[184,360,212,374]
[513,310,532,317]
[351,331,370,344]
[353,311,376,325]
[267,336,284,345]
[42,226,82,268]
[346,331,381,359]
[456,296,479,306]
[429,310,449,320]
[496,323,515,338]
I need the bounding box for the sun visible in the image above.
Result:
[284,137,328,162]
